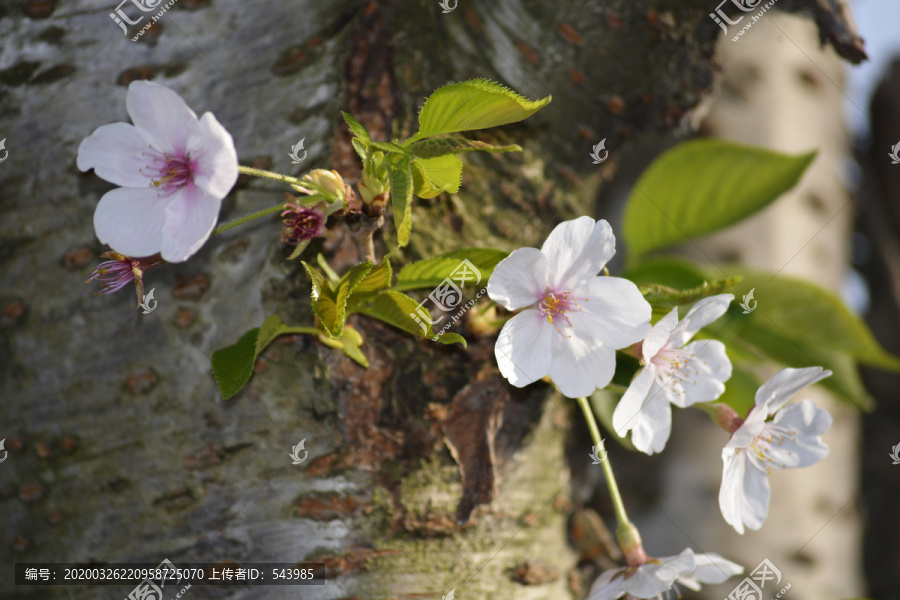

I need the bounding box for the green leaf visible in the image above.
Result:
[407,79,551,143]
[704,267,899,410]
[410,155,463,199]
[623,140,816,258]
[303,261,375,338]
[256,315,289,355]
[715,317,875,411]
[370,140,408,155]
[353,259,393,295]
[720,268,900,372]
[211,315,290,400]
[394,248,508,292]
[355,290,467,347]
[351,138,368,162]
[624,257,708,290]
[637,278,740,312]
[390,156,415,246]
[318,326,369,367]
[212,327,261,400]
[342,111,371,143]
[408,137,522,158]
[302,261,339,333]
[286,239,310,261]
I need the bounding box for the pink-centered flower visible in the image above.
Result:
[77,81,238,263]
[719,367,833,534]
[487,217,652,398]
[613,295,733,455]
[587,548,743,600]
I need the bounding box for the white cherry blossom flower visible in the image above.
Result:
[719,367,833,534]
[613,294,733,454]
[487,217,651,398]
[77,81,238,263]
[587,548,743,600]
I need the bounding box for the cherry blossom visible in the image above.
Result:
[77,81,238,263]
[587,548,742,600]
[613,295,733,454]
[719,367,833,534]
[487,217,651,398]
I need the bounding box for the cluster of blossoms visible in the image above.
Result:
[78,82,834,600]
[487,217,835,599]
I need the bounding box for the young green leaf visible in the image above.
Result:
[342,111,371,144]
[353,259,393,295]
[637,278,740,312]
[211,315,291,400]
[302,261,340,335]
[407,79,551,143]
[394,248,508,292]
[408,137,522,158]
[303,261,376,338]
[317,325,369,367]
[623,140,816,259]
[410,155,463,199]
[370,140,409,155]
[355,290,466,346]
[390,156,415,246]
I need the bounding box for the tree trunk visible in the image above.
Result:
[0,1,865,599]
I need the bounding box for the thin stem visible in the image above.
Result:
[576,396,631,527]
[238,165,306,186]
[212,205,284,236]
[604,383,629,394]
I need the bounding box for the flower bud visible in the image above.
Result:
[293,169,346,204]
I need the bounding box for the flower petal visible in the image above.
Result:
[548,332,616,398]
[621,549,694,597]
[187,112,239,199]
[668,294,733,348]
[159,184,222,262]
[585,569,627,600]
[612,366,653,437]
[494,310,553,387]
[570,276,651,349]
[677,552,743,589]
[487,248,550,310]
[726,403,768,450]
[126,80,201,152]
[628,381,673,455]
[670,339,731,407]
[541,217,616,289]
[719,447,771,534]
[641,307,678,361]
[93,186,168,258]
[754,366,831,415]
[765,400,832,468]
[77,123,158,188]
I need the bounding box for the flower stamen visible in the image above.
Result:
[539,290,586,333]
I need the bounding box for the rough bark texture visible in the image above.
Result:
[0,1,866,599]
